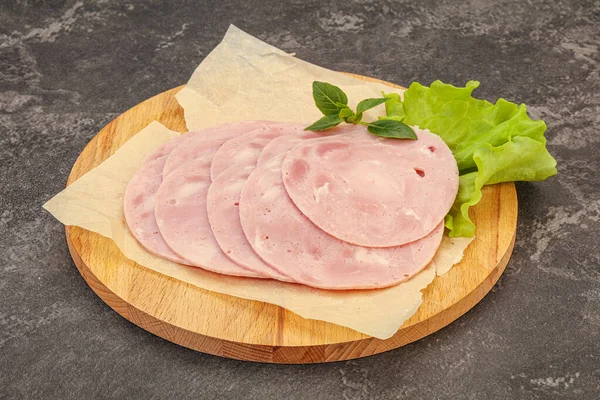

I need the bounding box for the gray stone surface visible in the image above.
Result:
[1,0,599,398]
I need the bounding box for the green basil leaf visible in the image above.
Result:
[356,97,389,114]
[312,81,349,116]
[348,112,362,123]
[305,115,343,131]
[338,107,355,121]
[344,113,362,124]
[365,120,417,139]
[378,115,404,122]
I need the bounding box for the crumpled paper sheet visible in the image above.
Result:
[176,25,401,131]
[433,236,475,276]
[44,26,475,339]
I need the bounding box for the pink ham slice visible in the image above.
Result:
[163,121,271,177]
[124,121,267,267]
[206,124,306,280]
[124,137,191,265]
[210,123,302,180]
[256,124,350,167]
[239,135,445,290]
[281,127,458,247]
[155,158,263,278]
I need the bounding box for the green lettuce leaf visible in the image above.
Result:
[383,92,405,121]
[385,81,557,237]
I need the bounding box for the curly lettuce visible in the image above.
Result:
[384,81,557,237]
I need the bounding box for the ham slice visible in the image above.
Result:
[206,125,306,280]
[124,137,191,265]
[281,127,458,247]
[125,122,266,267]
[239,135,445,290]
[210,123,304,179]
[162,121,271,177]
[256,124,349,166]
[155,158,263,278]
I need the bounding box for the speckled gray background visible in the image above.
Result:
[1,0,599,399]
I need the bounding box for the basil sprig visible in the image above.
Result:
[305,81,417,140]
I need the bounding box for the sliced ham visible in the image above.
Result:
[155,158,263,278]
[210,123,304,180]
[206,124,306,280]
[239,135,445,290]
[256,124,349,166]
[127,121,454,288]
[124,138,191,265]
[258,135,317,166]
[162,121,270,177]
[281,126,458,247]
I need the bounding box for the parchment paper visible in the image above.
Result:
[44,26,475,339]
[433,236,475,276]
[176,25,401,131]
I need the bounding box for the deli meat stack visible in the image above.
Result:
[124,121,459,290]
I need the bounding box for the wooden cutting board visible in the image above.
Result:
[65,75,517,363]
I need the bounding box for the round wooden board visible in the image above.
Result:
[65,74,517,364]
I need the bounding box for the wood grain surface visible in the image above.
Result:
[65,75,518,363]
